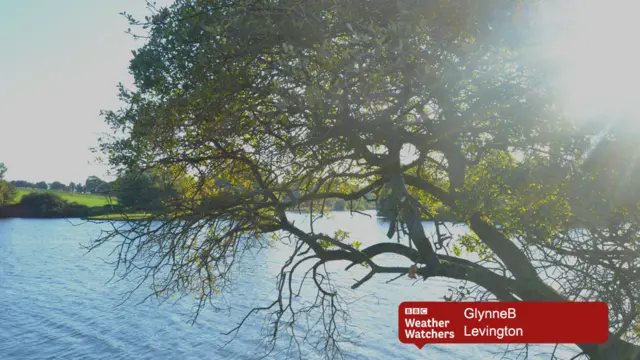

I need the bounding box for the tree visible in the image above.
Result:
[93,1,640,359]
[34,181,48,190]
[19,192,70,217]
[75,183,85,193]
[49,181,66,191]
[102,181,116,195]
[113,169,175,211]
[0,162,17,205]
[84,176,107,194]
[0,181,16,205]
[10,180,35,188]
[69,182,76,193]
[84,176,99,193]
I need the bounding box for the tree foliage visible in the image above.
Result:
[18,193,70,217]
[113,168,177,211]
[10,180,36,189]
[0,181,16,206]
[94,1,640,359]
[35,181,48,190]
[85,175,110,194]
[0,162,17,205]
[49,181,67,191]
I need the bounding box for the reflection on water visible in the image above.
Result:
[0,213,579,359]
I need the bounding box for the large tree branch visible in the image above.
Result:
[403,174,558,295]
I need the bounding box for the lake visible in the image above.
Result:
[0,211,580,359]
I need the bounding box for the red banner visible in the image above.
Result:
[398,301,608,348]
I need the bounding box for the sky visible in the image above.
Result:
[537,0,640,122]
[1,0,638,184]
[0,0,171,184]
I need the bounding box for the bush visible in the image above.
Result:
[19,193,72,218]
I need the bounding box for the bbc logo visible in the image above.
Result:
[405,307,428,315]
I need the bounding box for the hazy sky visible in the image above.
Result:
[2,0,637,184]
[0,0,171,184]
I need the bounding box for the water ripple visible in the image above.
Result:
[0,217,581,359]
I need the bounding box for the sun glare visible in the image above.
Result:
[538,0,640,123]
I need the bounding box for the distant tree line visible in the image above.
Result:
[0,163,121,218]
[0,166,181,217]
[9,175,113,195]
[1,166,452,220]
[2,166,449,218]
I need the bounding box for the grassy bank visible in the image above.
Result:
[12,189,116,207]
[0,189,119,219]
[87,213,150,220]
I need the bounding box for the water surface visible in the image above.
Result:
[0,213,579,359]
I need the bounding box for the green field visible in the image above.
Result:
[12,189,117,207]
[87,213,148,220]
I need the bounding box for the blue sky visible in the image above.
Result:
[0,0,171,184]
